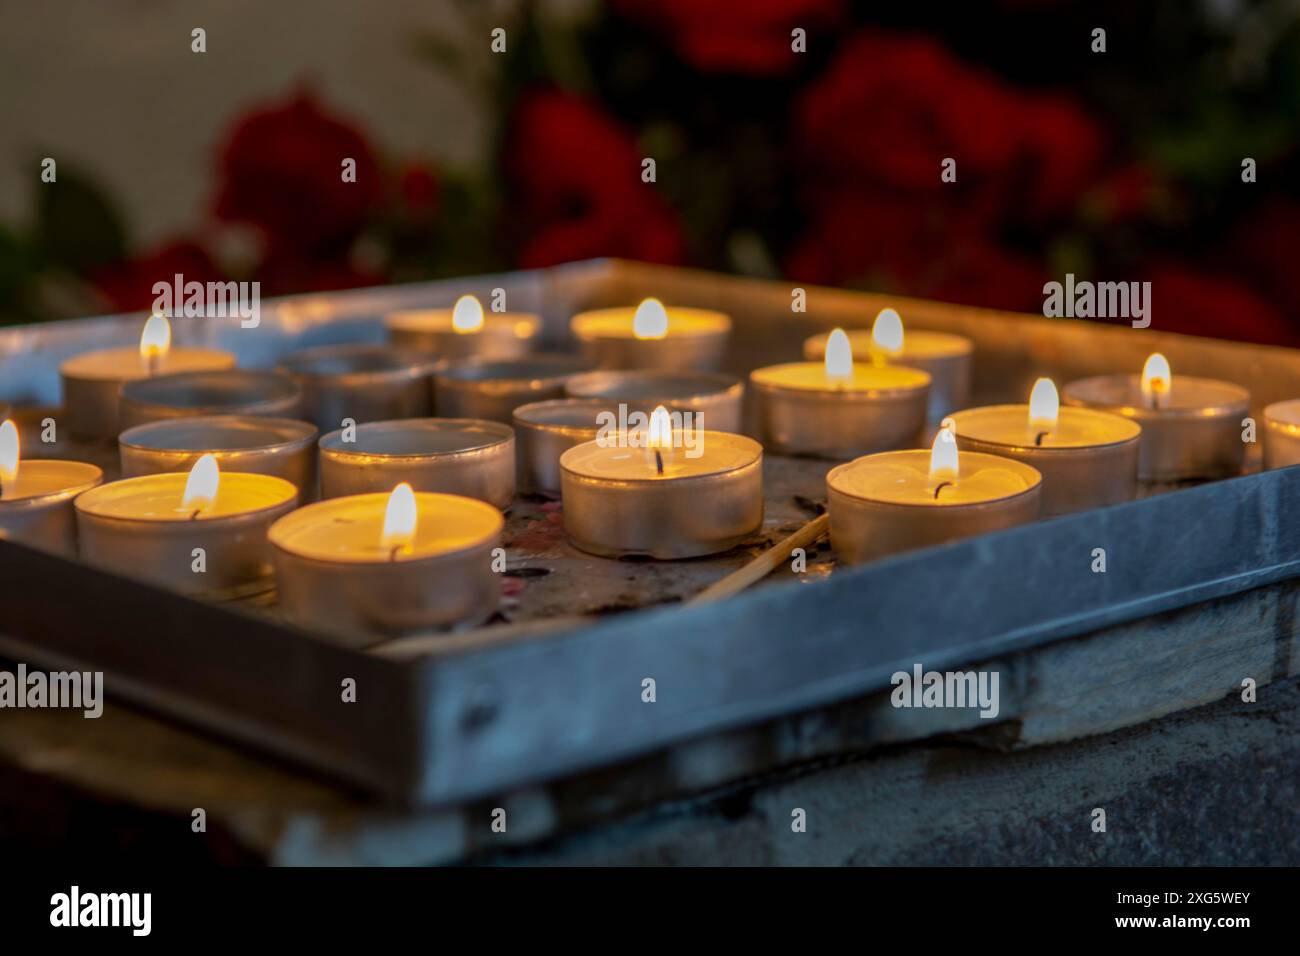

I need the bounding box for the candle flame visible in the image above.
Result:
[139,313,172,361]
[1141,352,1171,401]
[633,298,669,340]
[182,453,220,513]
[929,421,959,481]
[381,482,418,554]
[452,295,485,334]
[824,328,854,380]
[646,405,673,450]
[1028,377,1060,435]
[0,419,19,488]
[871,308,905,355]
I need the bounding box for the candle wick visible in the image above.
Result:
[655,450,664,475]
[148,353,159,377]
[1034,431,1049,447]
[933,481,953,500]
[188,508,201,520]
[389,545,402,562]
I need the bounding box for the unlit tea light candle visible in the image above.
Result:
[1063,352,1250,481]
[570,298,731,371]
[560,406,763,559]
[119,369,301,430]
[279,343,441,430]
[564,368,744,433]
[435,354,593,423]
[269,483,503,643]
[60,314,236,439]
[118,415,318,497]
[386,294,542,360]
[949,378,1140,515]
[828,428,1042,564]
[751,328,930,458]
[0,419,103,556]
[75,454,298,598]
[318,418,515,509]
[804,308,973,419]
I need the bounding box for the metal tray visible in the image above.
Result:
[2,258,1297,806]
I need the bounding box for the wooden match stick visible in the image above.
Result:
[687,512,830,606]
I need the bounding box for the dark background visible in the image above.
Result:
[3,0,1299,344]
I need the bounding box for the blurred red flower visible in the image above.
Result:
[257,249,385,298]
[1227,199,1300,323]
[1144,263,1295,345]
[394,161,440,221]
[609,0,845,74]
[90,239,223,313]
[213,90,381,257]
[504,89,686,267]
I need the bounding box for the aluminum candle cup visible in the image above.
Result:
[119,369,302,430]
[569,299,731,371]
[559,431,763,559]
[1262,399,1300,470]
[60,344,236,439]
[269,490,504,643]
[435,354,594,423]
[948,402,1141,516]
[278,344,441,431]
[1063,364,1250,481]
[564,369,744,433]
[0,425,102,555]
[803,325,972,419]
[513,398,634,496]
[385,300,542,360]
[319,418,515,510]
[750,362,930,458]
[74,468,298,598]
[827,447,1042,565]
[119,416,318,497]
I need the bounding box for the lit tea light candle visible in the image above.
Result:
[564,369,744,432]
[318,418,515,510]
[827,427,1042,564]
[59,313,236,439]
[75,453,298,598]
[278,343,442,431]
[269,483,504,643]
[119,369,302,430]
[560,406,763,558]
[119,415,318,498]
[948,377,1141,515]
[0,419,103,556]
[435,354,594,423]
[1262,399,1300,470]
[750,328,930,458]
[1063,353,1251,481]
[570,298,732,371]
[803,308,973,418]
[386,294,543,360]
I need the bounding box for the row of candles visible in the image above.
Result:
[3,293,1300,641]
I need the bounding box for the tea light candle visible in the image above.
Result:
[1262,399,1300,470]
[803,308,973,419]
[278,344,442,431]
[435,354,593,423]
[949,378,1141,515]
[319,418,515,510]
[570,298,731,371]
[75,454,298,598]
[560,407,763,559]
[751,328,930,458]
[385,294,542,360]
[0,419,103,556]
[60,314,236,439]
[564,369,744,433]
[269,484,504,643]
[1063,353,1250,481]
[828,428,1042,564]
[119,415,318,498]
[119,369,302,430]
[513,398,622,497]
